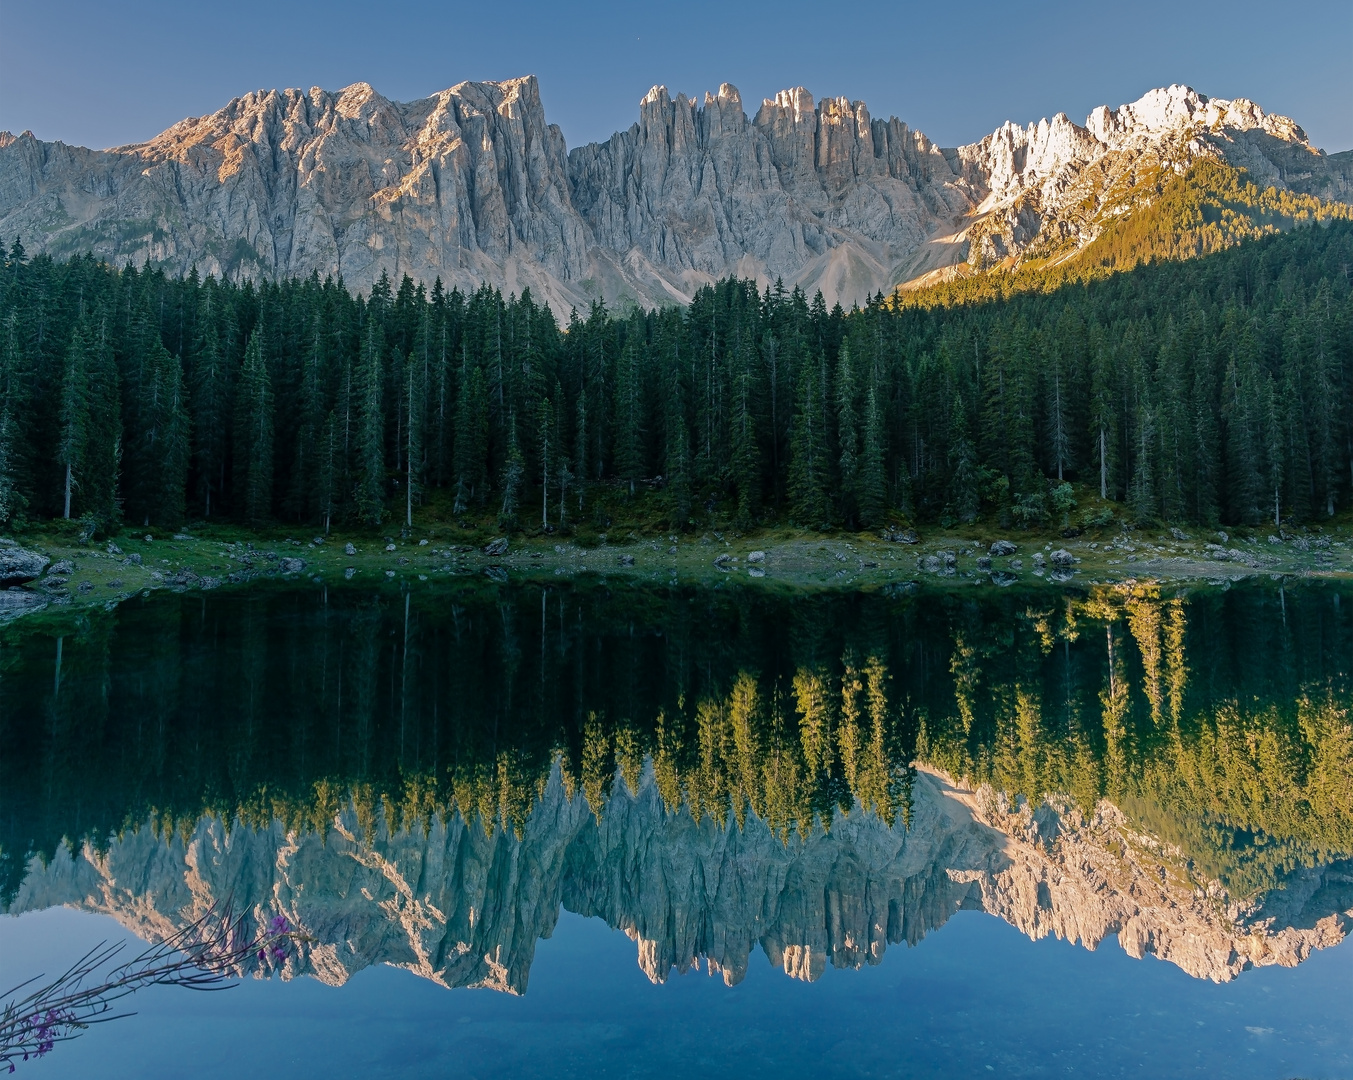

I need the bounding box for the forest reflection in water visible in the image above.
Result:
[2,579,1350,991]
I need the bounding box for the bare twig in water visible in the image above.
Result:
[0,905,302,1071]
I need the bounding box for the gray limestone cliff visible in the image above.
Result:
[9,768,1350,992]
[1,80,1349,313]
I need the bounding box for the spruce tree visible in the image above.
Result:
[319,410,341,534]
[613,317,644,497]
[730,367,760,528]
[58,327,91,520]
[835,341,860,526]
[145,343,191,526]
[404,357,423,528]
[857,386,887,528]
[453,361,488,513]
[498,411,524,530]
[190,282,232,517]
[354,325,385,525]
[234,331,274,525]
[789,357,830,527]
[62,317,123,529]
[0,311,28,524]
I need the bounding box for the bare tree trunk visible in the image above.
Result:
[406,378,414,529]
[1099,429,1107,500]
[63,462,73,519]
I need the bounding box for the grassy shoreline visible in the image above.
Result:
[4,516,1351,625]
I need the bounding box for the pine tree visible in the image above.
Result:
[537,395,553,529]
[354,324,385,525]
[0,311,29,524]
[318,410,341,534]
[789,356,830,527]
[730,365,760,528]
[453,360,488,513]
[234,331,274,525]
[499,411,524,530]
[287,321,327,523]
[403,356,424,528]
[58,326,91,520]
[857,386,887,528]
[947,393,980,524]
[835,340,860,526]
[1089,335,1120,502]
[613,315,644,497]
[144,343,191,526]
[190,282,232,517]
[82,319,123,529]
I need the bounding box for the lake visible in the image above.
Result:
[1,579,1350,1077]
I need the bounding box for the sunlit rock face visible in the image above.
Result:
[1,80,1348,312]
[11,768,1350,992]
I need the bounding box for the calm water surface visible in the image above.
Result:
[1,579,1350,1078]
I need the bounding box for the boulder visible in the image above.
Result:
[280,557,306,574]
[0,548,49,586]
[747,550,766,563]
[989,540,1017,557]
[0,588,46,616]
[344,542,357,556]
[483,537,510,557]
[881,528,919,544]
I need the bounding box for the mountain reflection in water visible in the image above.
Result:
[2,581,1350,991]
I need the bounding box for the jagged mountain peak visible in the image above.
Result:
[1086,83,1309,145]
[12,767,1351,991]
[0,76,1346,313]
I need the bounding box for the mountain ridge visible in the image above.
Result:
[2,77,1350,313]
[12,767,1351,991]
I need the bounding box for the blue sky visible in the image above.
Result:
[3,0,1350,153]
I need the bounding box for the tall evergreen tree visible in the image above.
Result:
[836,341,860,526]
[0,311,28,524]
[354,324,385,525]
[789,355,830,527]
[58,326,91,521]
[499,411,525,530]
[234,331,274,525]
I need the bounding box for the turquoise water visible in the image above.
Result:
[1,581,1350,1077]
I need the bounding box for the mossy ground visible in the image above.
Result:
[7,489,1352,625]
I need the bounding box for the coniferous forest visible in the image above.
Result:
[1,217,1351,538]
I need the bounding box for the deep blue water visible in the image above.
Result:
[3,905,1349,1079]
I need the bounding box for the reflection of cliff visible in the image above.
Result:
[12,767,1350,990]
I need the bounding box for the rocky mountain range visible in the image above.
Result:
[11,767,1350,990]
[1,78,1350,313]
